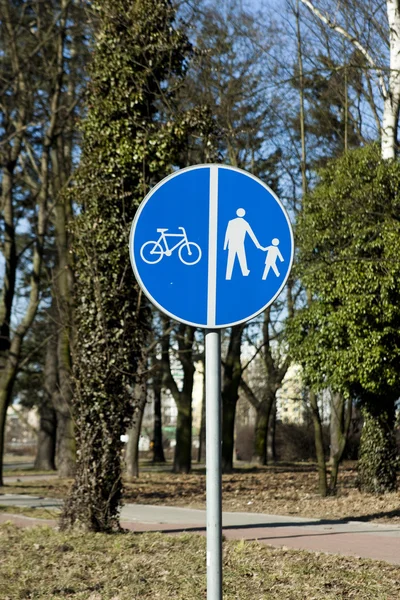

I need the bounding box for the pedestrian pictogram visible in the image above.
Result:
[129,164,294,328]
[262,238,284,280]
[223,208,263,279]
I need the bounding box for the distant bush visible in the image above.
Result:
[275,422,325,461]
[235,425,255,462]
[235,421,330,463]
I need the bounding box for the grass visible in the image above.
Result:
[0,505,60,520]
[1,524,400,599]
[1,478,72,499]
[3,468,57,477]
[2,462,400,524]
[3,454,35,465]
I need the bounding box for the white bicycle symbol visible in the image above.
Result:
[140,227,202,265]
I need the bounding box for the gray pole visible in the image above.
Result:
[205,329,222,600]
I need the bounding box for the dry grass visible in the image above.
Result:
[1,523,400,599]
[0,505,60,520]
[3,469,57,477]
[2,463,400,524]
[2,454,35,465]
[1,478,72,499]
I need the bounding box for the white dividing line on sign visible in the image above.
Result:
[207,165,218,327]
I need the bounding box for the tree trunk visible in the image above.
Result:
[173,392,192,473]
[152,372,165,463]
[126,375,147,478]
[381,0,400,160]
[198,361,206,463]
[267,399,277,464]
[52,136,76,478]
[0,168,17,360]
[358,401,397,493]
[42,303,75,477]
[161,319,195,474]
[329,391,352,492]
[0,389,11,486]
[55,405,76,477]
[0,166,18,487]
[35,312,58,471]
[296,0,308,196]
[53,284,75,477]
[222,397,237,473]
[54,327,75,476]
[330,391,345,462]
[253,307,290,466]
[126,417,143,478]
[309,389,328,497]
[34,401,57,471]
[222,324,244,473]
[253,396,274,465]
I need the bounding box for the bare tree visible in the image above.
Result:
[161,318,195,474]
[0,1,77,484]
[300,0,400,159]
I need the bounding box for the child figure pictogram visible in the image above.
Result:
[262,238,284,280]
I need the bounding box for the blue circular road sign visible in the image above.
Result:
[129,165,294,328]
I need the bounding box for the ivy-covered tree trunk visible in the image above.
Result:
[55,402,76,477]
[61,0,192,532]
[358,403,397,493]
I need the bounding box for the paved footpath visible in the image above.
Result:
[1,493,400,565]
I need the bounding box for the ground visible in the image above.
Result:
[3,461,400,524]
[1,523,400,599]
[2,459,400,598]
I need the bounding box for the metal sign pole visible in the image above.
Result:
[205,328,222,600]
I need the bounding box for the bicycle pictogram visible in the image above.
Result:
[140,227,202,265]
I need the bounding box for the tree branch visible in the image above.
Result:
[300,0,388,99]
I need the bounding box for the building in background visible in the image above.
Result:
[5,404,38,456]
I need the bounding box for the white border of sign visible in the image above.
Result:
[129,164,294,329]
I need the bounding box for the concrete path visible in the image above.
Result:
[1,494,400,565]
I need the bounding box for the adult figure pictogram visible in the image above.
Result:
[262,238,284,280]
[223,208,262,280]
